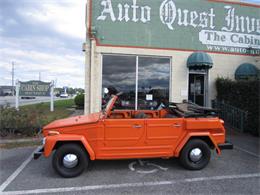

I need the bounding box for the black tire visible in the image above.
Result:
[179,139,211,170]
[52,143,89,178]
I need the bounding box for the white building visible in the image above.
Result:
[84,0,260,114]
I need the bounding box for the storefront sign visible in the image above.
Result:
[91,0,260,55]
[20,80,51,96]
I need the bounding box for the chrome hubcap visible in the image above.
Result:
[189,148,202,162]
[63,154,78,168]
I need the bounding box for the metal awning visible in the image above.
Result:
[187,52,213,70]
[235,63,259,80]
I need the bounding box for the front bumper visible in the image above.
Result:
[34,146,44,160]
[218,141,233,150]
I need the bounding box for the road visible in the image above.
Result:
[0,131,259,194]
[0,96,73,107]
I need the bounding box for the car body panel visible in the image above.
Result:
[44,134,95,160]
[174,132,222,156]
[185,118,224,130]
[41,94,228,161]
[43,113,100,132]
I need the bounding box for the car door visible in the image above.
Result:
[145,118,184,155]
[100,118,145,158]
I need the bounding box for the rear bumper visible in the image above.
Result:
[218,141,233,150]
[34,146,44,160]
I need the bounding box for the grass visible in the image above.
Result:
[20,99,75,126]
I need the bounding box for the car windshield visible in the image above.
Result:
[103,96,116,113]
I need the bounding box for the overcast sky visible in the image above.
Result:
[0,0,259,88]
[243,0,260,3]
[0,0,87,88]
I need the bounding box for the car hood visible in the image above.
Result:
[43,112,101,130]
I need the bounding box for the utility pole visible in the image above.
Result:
[12,61,14,96]
[39,72,41,81]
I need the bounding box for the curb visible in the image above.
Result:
[0,137,42,144]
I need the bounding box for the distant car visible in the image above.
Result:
[60,93,69,98]
[35,92,233,178]
[21,96,36,99]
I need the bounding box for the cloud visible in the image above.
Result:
[0,0,87,88]
[0,44,84,87]
[242,0,260,4]
[16,0,86,39]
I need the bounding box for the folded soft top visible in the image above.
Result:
[168,102,218,118]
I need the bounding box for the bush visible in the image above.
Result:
[0,99,75,137]
[74,93,84,108]
[216,78,260,136]
[0,105,40,137]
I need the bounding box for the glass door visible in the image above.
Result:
[188,73,205,106]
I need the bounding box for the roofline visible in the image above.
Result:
[207,0,260,8]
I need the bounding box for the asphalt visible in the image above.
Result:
[0,131,259,194]
[0,147,35,185]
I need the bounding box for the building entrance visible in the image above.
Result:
[188,73,207,106]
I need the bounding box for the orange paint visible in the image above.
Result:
[42,95,227,160]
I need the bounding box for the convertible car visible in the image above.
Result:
[34,93,233,178]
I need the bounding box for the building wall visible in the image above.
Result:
[85,45,257,113]
[84,0,260,114]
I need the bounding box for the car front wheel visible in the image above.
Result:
[52,143,89,178]
[179,139,211,170]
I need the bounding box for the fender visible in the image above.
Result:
[44,134,95,160]
[174,132,221,157]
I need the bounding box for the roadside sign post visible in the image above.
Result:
[50,80,54,112]
[15,79,20,110]
[16,80,53,111]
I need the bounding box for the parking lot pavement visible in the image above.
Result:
[0,147,35,186]
[228,131,260,157]
[0,143,259,194]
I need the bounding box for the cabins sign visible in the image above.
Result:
[20,81,51,96]
[91,0,260,55]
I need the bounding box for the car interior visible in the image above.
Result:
[108,102,218,119]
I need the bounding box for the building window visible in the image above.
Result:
[138,57,170,110]
[102,55,170,110]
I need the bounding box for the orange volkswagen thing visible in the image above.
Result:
[34,93,233,178]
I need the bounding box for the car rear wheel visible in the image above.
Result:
[52,143,89,178]
[179,139,211,170]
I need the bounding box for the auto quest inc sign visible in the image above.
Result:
[19,80,51,96]
[91,0,260,55]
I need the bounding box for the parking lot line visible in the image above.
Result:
[2,173,260,195]
[0,146,41,192]
[234,146,260,158]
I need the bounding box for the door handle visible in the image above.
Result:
[133,124,142,128]
[173,124,181,128]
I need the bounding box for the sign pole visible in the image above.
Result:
[15,80,20,110]
[50,80,54,112]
